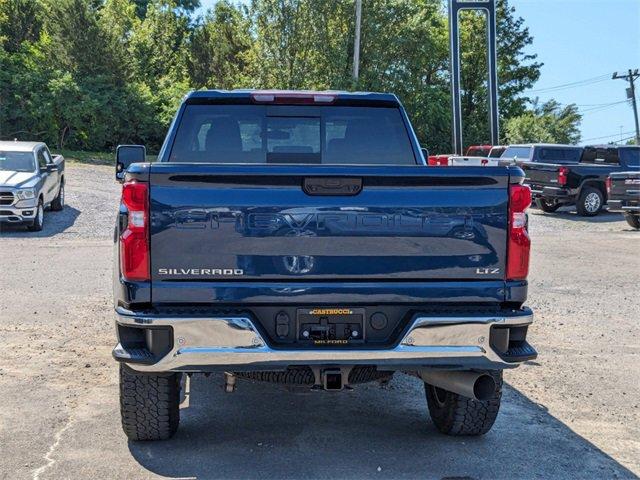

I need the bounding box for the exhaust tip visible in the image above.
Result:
[473,374,496,401]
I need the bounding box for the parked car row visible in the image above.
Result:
[521,144,639,217]
[0,140,65,231]
[427,143,640,227]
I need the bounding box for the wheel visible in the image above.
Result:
[51,182,64,211]
[27,199,44,231]
[576,187,603,216]
[119,364,181,441]
[535,197,561,213]
[625,213,640,229]
[424,371,502,436]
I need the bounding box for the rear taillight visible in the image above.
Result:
[506,184,531,281]
[120,180,149,281]
[605,176,612,195]
[558,166,569,186]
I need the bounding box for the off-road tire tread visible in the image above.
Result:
[51,183,64,211]
[425,371,502,436]
[236,366,391,385]
[625,213,640,229]
[238,367,315,385]
[348,366,393,384]
[27,200,43,231]
[535,197,560,213]
[119,365,180,441]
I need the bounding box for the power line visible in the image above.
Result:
[529,74,610,93]
[576,101,624,107]
[579,100,630,115]
[581,130,636,142]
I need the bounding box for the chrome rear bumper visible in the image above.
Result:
[113,306,535,373]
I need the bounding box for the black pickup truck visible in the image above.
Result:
[522,145,640,216]
[607,171,640,229]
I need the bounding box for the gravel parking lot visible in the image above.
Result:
[1,163,638,480]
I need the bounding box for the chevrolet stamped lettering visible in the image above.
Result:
[169,210,474,234]
[247,212,443,232]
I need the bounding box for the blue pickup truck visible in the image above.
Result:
[112,90,536,440]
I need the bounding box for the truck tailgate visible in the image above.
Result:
[149,165,511,290]
[520,162,560,187]
[610,171,640,197]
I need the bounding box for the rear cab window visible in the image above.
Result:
[581,147,620,165]
[169,104,417,165]
[501,146,531,161]
[535,147,582,164]
[619,147,640,168]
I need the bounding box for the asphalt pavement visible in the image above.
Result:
[1,163,638,479]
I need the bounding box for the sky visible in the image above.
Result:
[515,0,640,145]
[199,0,640,145]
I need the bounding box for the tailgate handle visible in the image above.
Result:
[303,177,362,196]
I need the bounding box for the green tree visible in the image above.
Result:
[457,0,542,148]
[0,0,570,154]
[188,1,253,89]
[133,0,199,19]
[99,0,140,78]
[0,0,43,52]
[505,99,582,144]
[129,0,191,83]
[250,0,328,89]
[355,0,450,152]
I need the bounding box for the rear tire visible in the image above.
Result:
[51,182,64,211]
[119,365,181,441]
[625,213,640,230]
[535,197,561,213]
[424,371,502,436]
[27,200,44,231]
[576,187,603,216]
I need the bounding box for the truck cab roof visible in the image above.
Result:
[508,143,581,149]
[184,89,402,107]
[0,141,45,153]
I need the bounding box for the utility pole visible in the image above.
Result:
[613,69,640,144]
[352,0,362,82]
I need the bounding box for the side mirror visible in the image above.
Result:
[421,147,429,162]
[45,163,58,173]
[116,145,146,182]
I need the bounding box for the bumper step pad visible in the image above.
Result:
[500,341,537,363]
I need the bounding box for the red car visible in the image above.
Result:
[465,145,492,157]
[427,154,452,166]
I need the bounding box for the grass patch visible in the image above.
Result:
[56,150,114,166]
